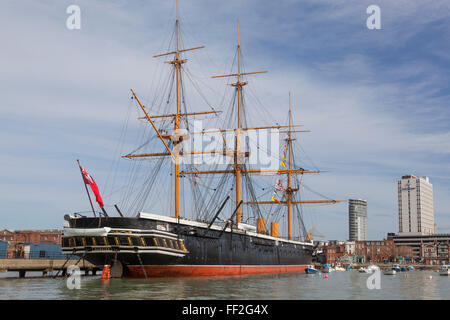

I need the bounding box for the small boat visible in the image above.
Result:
[305,265,318,274]
[383,267,396,275]
[392,264,401,272]
[346,266,353,270]
[400,267,407,272]
[407,266,415,271]
[439,265,450,276]
[358,267,369,273]
[366,264,380,273]
[334,263,345,272]
[322,264,334,273]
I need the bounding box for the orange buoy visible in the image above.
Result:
[324,274,328,279]
[101,265,111,280]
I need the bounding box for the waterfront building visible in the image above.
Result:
[0,229,14,242]
[354,240,396,263]
[348,199,368,241]
[0,229,62,245]
[388,233,450,265]
[398,175,434,235]
[319,243,345,264]
[0,241,7,258]
[344,241,356,255]
[318,239,397,264]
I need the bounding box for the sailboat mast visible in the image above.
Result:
[174,0,181,219]
[128,1,207,219]
[235,19,242,225]
[287,93,293,240]
[210,20,267,226]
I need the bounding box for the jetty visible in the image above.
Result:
[0,258,99,278]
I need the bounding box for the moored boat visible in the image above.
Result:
[367,264,380,272]
[334,264,345,272]
[305,265,318,274]
[392,264,401,272]
[322,264,334,273]
[439,265,450,276]
[359,264,379,273]
[383,267,396,275]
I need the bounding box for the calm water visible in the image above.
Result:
[0,270,449,300]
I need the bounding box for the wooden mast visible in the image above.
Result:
[174,0,181,219]
[233,93,344,240]
[235,19,243,225]
[131,0,205,219]
[212,19,267,226]
[126,10,343,241]
[287,93,293,240]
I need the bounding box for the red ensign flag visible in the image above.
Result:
[80,166,104,209]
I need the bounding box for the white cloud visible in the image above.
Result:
[0,0,448,240]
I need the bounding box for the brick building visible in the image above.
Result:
[318,239,411,264]
[317,241,348,264]
[0,229,62,244]
[354,240,397,263]
[321,243,346,264]
[0,229,14,242]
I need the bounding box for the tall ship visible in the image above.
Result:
[61,2,342,278]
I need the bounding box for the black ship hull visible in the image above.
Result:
[62,212,313,277]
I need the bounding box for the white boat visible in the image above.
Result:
[359,264,379,273]
[305,265,318,274]
[334,263,346,272]
[383,267,396,275]
[366,264,380,273]
[439,265,450,276]
[322,264,334,273]
[359,267,369,273]
[392,264,401,272]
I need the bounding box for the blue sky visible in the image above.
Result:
[0,0,449,240]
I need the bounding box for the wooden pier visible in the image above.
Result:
[0,258,100,278]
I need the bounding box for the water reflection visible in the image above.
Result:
[416,272,439,300]
[0,271,449,300]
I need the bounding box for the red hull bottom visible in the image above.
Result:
[126,265,307,277]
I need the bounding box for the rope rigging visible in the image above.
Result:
[97,15,342,241]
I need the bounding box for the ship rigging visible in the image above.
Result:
[61,0,343,277]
